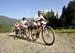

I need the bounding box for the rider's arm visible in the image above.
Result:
[41,16,48,22]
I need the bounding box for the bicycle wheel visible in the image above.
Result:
[42,26,55,45]
[24,28,30,39]
[31,28,37,41]
[14,29,19,39]
[20,29,24,38]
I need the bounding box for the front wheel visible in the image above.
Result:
[42,26,55,45]
[21,28,30,39]
[14,29,19,39]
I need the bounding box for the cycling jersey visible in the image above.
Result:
[34,15,44,22]
[20,20,28,28]
[33,15,47,25]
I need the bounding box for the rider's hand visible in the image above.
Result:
[45,20,49,23]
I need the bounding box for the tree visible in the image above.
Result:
[56,12,59,18]
[43,10,59,28]
[43,9,55,21]
[60,0,75,26]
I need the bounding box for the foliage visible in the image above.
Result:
[43,10,62,28]
[42,0,75,28]
[60,0,75,26]
[43,10,55,21]
[0,16,18,33]
[0,23,12,33]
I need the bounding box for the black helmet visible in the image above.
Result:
[38,10,42,14]
[22,17,26,20]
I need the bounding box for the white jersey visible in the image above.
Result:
[34,15,44,21]
[20,20,28,28]
[20,20,27,25]
[33,15,47,25]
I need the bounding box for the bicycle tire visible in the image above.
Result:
[20,28,30,39]
[14,29,19,39]
[31,28,37,41]
[42,26,55,45]
[24,28,30,39]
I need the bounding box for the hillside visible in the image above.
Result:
[0,16,18,32]
[0,16,18,25]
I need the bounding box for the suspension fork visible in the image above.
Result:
[41,24,46,35]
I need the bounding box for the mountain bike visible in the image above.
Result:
[14,29,19,39]
[14,27,30,39]
[31,23,55,45]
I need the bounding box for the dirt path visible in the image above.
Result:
[0,32,75,53]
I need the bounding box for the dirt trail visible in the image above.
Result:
[0,32,75,53]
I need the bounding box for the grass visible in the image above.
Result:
[55,28,75,33]
[0,33,4,38]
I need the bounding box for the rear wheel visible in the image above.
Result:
[14,29,19,39]
[31,28,37,41]
[24,28,30,39]
[42,26,55,45]
[20,28,30,39]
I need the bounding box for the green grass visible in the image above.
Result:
[0,24,12,33]
[55,28,75,33]
[0,33,4,38]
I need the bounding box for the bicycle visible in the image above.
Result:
[14,29,19,39]
[14,27,30,39]
[30,22,55,45]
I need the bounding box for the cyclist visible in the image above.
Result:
[20,17,28,28]
[33,10,48,39]
[14,22,20,31]
[13,22,20,36]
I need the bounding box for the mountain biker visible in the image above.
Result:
[14,22,20,30]
[19,17,28,30]
[33,10,48,39]
[13,22,20,34]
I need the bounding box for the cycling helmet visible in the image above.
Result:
[22,17,26,20]
[38,10,42,14]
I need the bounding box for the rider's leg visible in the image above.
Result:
[33,22,41,38]
[36,22,41,38]
[33,22,37,35]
